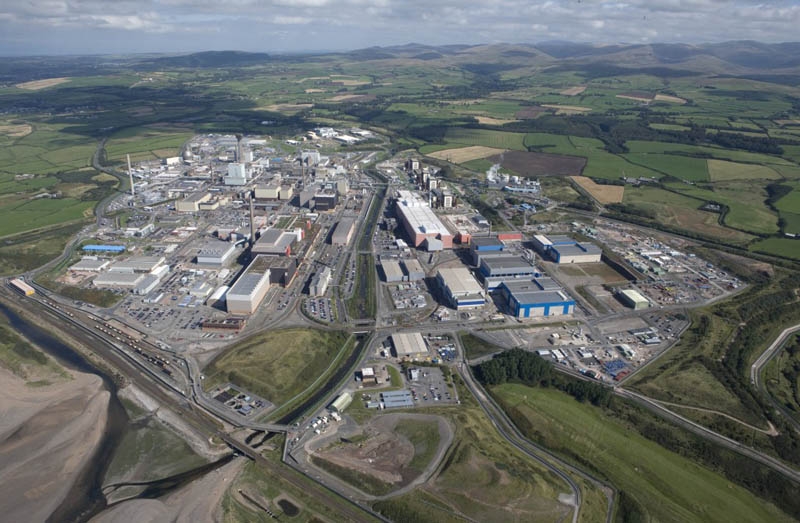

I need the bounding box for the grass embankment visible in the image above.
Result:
[373,379,600,523]
[203,328,349,405]
[395,419,440,474]
[104,418,208,487]
[311,456,394,496]
[223,460,365,523]
[494,384,793,523]
[0,315,69,384]
[0,222,85,275]
[459,332,502,360]
[628,269,800,463]
[347,253,377,320]
[764,334,800,424]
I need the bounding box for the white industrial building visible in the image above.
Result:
[255,184,280,199]
[69,258,110,272]
[401,259,425,281]
[226,256,272,314]
[532,234,602,264]
[94,272,145,289]
[395,190,453,249]
[225,162,248,186]
[108,256,166,274]
[309,266,332,296]
[380,260,404,283]
[390,332,429,360]
[176,192,211,212]
[618,289,650,310]
[134,275,161,295]
[196,242,237,266]
[436,267,485,310]
[331,217,356,246]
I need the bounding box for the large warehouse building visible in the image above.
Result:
[380,259,404,283]
[436,267,485,310]
[226,256,272,314]
[401,258,425,281]
[618,288,650,310]
[470,235,504,264]
[108,256,166,274]
[331,217,356,246]
[390,332,429,360]
[532,234,602,264]
[196,241,237,266]
[395,190,453,250]
[261,256,297,286]
[479,255,538,291]
[498,279,575,319]
[252,228,295,256]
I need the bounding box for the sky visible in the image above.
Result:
[0,0,799,56]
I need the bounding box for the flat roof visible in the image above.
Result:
[109,256,165,271]
[396,190,450,237]
[471,236,504,248]
[70,259,109,271]
[548,235,577,245]
[94,273,144,285]
[553,243,602,256]
[481,255,535,271]
[228,273,267,298]
[437,267,483,296]
[621,289,649,303]
[185,191,210,202]
[381,260,404,279]
[533,234,552,246]
[198,242,235,257]
[511,289,572,305]
[401,258,424,273]
[391,332,428,356]
[247,255,274,274]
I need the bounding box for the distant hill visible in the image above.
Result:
[143,50,271,68]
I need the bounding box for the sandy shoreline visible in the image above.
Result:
[0,367,109,523]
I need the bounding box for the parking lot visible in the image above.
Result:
[406,366,458,405]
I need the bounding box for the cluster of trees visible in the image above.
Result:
[474,348,612,407]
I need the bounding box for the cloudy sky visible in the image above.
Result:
[0,0,798,56]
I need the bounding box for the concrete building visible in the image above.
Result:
[331,217,356,246]
[380,260,404,283]
[395,190,453,250]
[279,185,294,201]
[401,258,425,281]
[261,256,297,286]
[226,256,272,314]
[314,190,338,211]
[618,289,650,310]
[309,266,332,296]
[196,241,237,266]
[108,256,166,274]
[69,258,110,272]
[391,332,428,360]
[380,390,414,408]
[207,285,229,307]
[470,235,504,264]
[532,234,602,264]
[498,280,575,319]
[479,255,538,290]
[255,184,280,199]
[225,162,248,186]
[252,228,294,256]
[436,267,485,310]
[134,275,161,295]
[336,178,348,196]
[176,192,211,212]
[94,272,145,289]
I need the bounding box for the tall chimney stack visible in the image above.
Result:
[249,192,256,246]
[127,154,135,197]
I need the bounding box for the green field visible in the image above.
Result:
[622,186,755,244]
[203,328,349,405]
[396,419,441,474]
[494,384,793,523]
[0,222,86,275]
[0,316,69,384]
[460,332,503,360]
[707,159,782,181]
[750,237,800,260]
[445,128,527,150]
[763,334,800,424]
[623,152,709,181]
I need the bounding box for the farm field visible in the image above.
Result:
[570,176,624,203]
[493,384,793,523]
[444,128,527,151]
[707,159,782,181]
[203,329,349,405]
[750,238,800,260]
[426,145,506,164]
[491,150,586,177]
[623,153,709,182]
[622,186,756,244]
